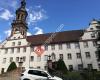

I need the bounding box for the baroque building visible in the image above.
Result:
[0,0,100,73]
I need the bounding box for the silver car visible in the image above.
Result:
[20,68,63,80]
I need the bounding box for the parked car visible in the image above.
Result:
[20,68,63,80]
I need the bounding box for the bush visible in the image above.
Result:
[7,62,17,72]
[56,59,68,74]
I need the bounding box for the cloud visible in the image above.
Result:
[28,5,48,25]
[4,29,11,37]
[0,0,18,10]
[34,27,44,35]
[0,9,14,20]
[27,32,32,36]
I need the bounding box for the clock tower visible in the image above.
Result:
[11,0,28,38]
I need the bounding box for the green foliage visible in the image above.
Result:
[56,59,68,74]
[7,62,17,72]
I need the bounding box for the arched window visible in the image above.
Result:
[51,53,56,61]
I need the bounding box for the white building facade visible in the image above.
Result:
[0,0,100,74]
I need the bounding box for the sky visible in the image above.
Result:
[0,0,100,42]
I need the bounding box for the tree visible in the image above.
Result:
[56,59,68,74]
[7,62,17,72]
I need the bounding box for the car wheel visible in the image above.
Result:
[23,78,30,80]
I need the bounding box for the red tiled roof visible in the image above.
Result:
[27,30,84,45]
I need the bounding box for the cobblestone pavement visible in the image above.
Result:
[0,73,20,80]
[0,68,21,80]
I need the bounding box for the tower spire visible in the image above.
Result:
[11,0,28,38]
[21,0,26,9]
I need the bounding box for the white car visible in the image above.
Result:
[20,68,63,80]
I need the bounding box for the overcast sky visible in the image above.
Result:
[0,0,100,42]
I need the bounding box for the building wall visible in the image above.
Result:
[0,20,100,74]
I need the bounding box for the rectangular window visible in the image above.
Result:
[95,51,98,58]
[51,44,55,50]
[12,42,15,46]
[11,48,14,53]
[18,41,21,45]
[16,57,19,62]
[87,64,93,70]
[30,56,34,62]
[66,43,71,49]
[10,57,13,62]
[3,58,6,63]
[5,49,8,54]
[23,47,26,52]
[44,55,48,61]
[45,45,48,51]
[69,65,73,71]
[93,41,97,47]
[17,48,20,53]
[68,53,72,60]
[76,53,81,59]
[78,64,83,70]
[85,52,91,58]
[59,54,63,60]
[31,47,34,52]
[37,56,41,62]
[83,41,88,48]
[75,42,80,49]
[23,56,26,62]
[91,33,95,38]
[59,44,63,50]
